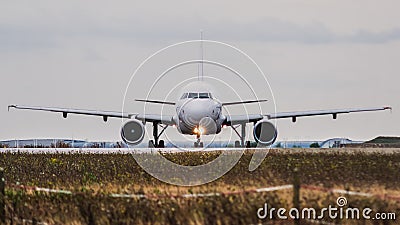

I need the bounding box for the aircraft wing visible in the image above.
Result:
[266,106,392,122]
[8,105,132,121]
[224,114,263,125]
[223,106,391,124]
[8,104,176,125]
[135,99,175,105]
[135,114,175,126]
[221,99,267,106]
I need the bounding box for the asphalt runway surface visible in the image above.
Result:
[1,147,399,154]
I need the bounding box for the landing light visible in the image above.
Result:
[194,126,205,135]
[198,127,205,135]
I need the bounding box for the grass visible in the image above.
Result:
[0,149,399,224]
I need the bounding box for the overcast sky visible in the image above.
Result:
[1,0,399,143]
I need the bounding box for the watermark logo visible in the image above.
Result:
[257,196,396,221]
[336,196,347,207]
[123,39,276,186]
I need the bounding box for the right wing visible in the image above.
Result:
[135,99,175,105]
[8,105,131,122]
[8,104,175,125]
[135,114,175,126]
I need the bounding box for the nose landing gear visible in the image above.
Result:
[194,133,204,148]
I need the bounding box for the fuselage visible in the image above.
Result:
[173,91,225,135]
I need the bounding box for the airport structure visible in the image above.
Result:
[0,138,363,149]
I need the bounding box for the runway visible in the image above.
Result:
[0,147,239,154]
[1,147,399,154]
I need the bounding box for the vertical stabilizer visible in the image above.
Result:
[197,30,204,81]
[200,30,204,81]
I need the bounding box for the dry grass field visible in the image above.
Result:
[0,148,399,224]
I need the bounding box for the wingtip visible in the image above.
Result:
[384,106,392,113]
[7,104,16,111]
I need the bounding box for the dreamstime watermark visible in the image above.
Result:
[123,39,276,186]
[257,196,396,221]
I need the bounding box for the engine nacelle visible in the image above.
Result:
[121,119,145,145]
[253,120,277,146]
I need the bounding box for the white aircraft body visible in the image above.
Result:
[8,80,391,148]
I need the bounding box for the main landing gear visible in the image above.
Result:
[231,122,251,148]
[148,121,168,148]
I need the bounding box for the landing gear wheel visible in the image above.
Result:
[148,140,155,148]
[194,133,203,148]
[246,141,251,148]
[158,140,165,148]
[235,140,241,148]
[150,122,169,148]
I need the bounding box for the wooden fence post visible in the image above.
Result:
[0,167,5,224]
[293,167,300,225]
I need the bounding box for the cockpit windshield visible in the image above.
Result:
[198,93,209,98]
[188,93,198,98]
[180,93,189,99]
[181,92,212,99]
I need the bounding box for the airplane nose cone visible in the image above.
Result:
[181,100,217,127]
[183,101,206,123]
[199,117,217,134]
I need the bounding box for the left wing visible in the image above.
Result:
[222,99,267,106]
[223,106,391,124]
[223,114,263,125]
[8,104,175,125]
[266,106,392,122]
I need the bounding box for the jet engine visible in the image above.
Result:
[253,120,277,146]
[121,119,145,145]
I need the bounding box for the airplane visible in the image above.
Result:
[6,33,392,148]
[8,78,391,148]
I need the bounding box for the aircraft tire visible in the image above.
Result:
[234,140,241,148]
[159,140,165,148]
[148,140,155,148]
